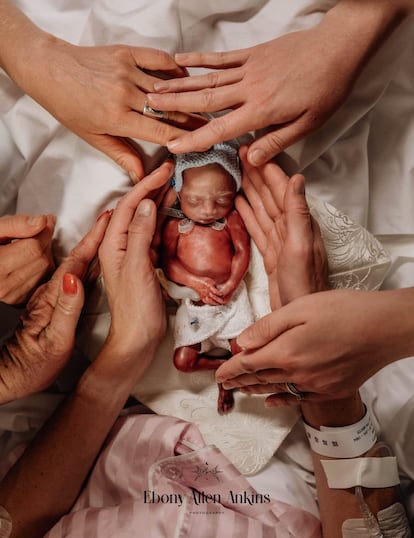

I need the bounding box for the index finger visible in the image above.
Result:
[53,211,112,284]
[174,48,249,68]
[107,161,174,237]
[131,47,188,77]
[166,105,259,153]
[215,350,263,382]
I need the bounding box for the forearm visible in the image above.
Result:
[0,342,148,538]
[165,259,204,291]
[317,0,413,83]
[302,395,403,537]
[0,1,55,88]
[225,251,249,292]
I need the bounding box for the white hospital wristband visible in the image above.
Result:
[303,407,377,458]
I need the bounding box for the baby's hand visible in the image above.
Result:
[195,277,225,306]
[216,281,237,303]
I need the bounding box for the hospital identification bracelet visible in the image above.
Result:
[303,407,377,458]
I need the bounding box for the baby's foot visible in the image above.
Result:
[217,383,234,415]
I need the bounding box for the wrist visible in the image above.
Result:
[75,337,157,407]
[302,393,365,430]
[0,3,48,84]
[368,288,414,370]
[317,0,409,84]
[303,404,377,458]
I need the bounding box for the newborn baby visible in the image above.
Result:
[160,143,254,414]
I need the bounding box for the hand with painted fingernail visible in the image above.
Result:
[0,211,112,403]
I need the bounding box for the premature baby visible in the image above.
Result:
[160,143,254,414]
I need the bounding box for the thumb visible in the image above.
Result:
[0,214,48,241]
[247,123,305,166]
[46,273,85,352]
[84,133,145,182]
[237,308,291,350]
[284,174,312,245]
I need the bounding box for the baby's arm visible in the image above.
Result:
[218,209,250,300]
[161,219,223,304]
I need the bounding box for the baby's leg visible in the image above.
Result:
[173,345,235,414]
[173,345,229,372]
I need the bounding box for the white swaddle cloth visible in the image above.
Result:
[78,196,391,475]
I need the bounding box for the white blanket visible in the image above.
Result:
[1,0,414,520]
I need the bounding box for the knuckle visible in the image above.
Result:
[56,297,77,316]
[255,372,270,384]
[207,118,227,142]
[266,131,286,152]
[25,238,44,259]
[206,71,220,88]
[153,48,171,64]
[200,88,214,110]
[111,45,130,62]
[239,353,256,374]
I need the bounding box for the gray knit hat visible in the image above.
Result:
[171,141,241,192]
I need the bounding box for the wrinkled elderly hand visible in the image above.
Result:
[0,212,111,403]
[0,214,55,304]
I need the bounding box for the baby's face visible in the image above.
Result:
[179,164,236,224]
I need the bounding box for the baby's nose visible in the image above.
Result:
[202,200,216,214]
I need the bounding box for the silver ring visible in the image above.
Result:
[143,101,167,120]
[285,382,304,401]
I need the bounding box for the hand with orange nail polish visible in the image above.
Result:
[0,210,112,403]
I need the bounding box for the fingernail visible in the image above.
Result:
[96,209,112,222]
[294,175,305,195]
[167,139,180,151]
[63,273,77,295]
[152,81,169,91]
[248,149,265,166]
[129,170,138,182]
[175,53,188,62]
[235,336,245,351]
[27,215,44,227]
[137,199,152,216]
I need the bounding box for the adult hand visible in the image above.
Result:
[1,2,205,180]
[217,288,414,403]
[0,211,111,403]
[235,146,328,309]
[98,161,173,374]
[0,214,55,304]
[216,147,330,403]
[147,30,354,163]
[147,0,409,163]
[29,41,207,180]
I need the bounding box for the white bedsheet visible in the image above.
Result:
[1,0,414,525]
